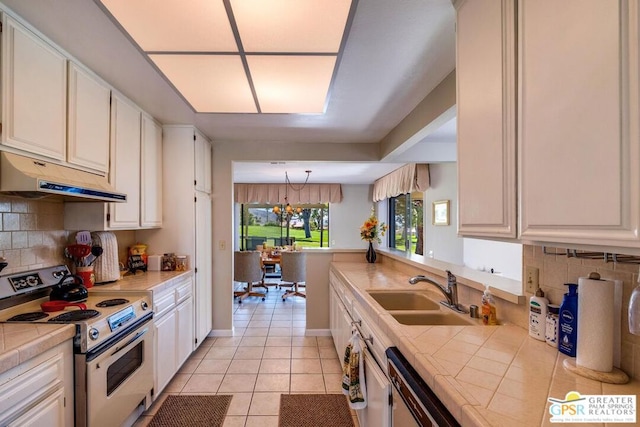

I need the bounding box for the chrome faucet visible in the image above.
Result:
[408,270,468,314]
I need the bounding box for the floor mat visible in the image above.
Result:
[149,394,232,427]
[279,394,354,427]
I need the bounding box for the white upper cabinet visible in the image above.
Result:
[194,130,212,194]
[455,0,517,238]
[456,0,640,249]
[518,0,640,247]
[141,114,163,228]
[108,92,141,229]
[1,14,66,160]
[67,62,111,174]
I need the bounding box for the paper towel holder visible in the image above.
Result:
[562,271,630,384]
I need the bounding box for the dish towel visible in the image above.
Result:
[342,331,367,409]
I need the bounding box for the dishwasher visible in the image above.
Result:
[386,347,460,427]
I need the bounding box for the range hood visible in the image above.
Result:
[0,152,126,202]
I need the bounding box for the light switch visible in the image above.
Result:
[219,240,226,250]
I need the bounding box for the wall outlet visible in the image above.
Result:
[525,266,539,293]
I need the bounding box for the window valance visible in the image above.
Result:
[372,163,430,202]
[234,183,343,204]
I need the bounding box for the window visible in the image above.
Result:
[239,203,329,249]
[388,192,423,255]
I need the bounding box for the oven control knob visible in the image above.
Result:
[141,301,149,311]
[89,328,99,341]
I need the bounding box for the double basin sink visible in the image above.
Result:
[367,290,476,326]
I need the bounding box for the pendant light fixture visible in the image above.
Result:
[273,170,312,218]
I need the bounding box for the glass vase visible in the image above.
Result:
[365,242,377,263]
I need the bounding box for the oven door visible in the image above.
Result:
[76,316,154,427]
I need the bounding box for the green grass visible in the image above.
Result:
[241,225,329,248]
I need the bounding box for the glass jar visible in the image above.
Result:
[175,255,188,271]
[161,253,176,271]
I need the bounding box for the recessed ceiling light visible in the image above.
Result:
[98,0,356,114]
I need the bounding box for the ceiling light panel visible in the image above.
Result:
[248,56,337,113]
[149,55,257,112]
[101,0,237,51]
[231,0,352,53]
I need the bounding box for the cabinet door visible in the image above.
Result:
[67,62,111,173]
[456,0,517,238]
[356,350,391,427]
[109,93,141,229]
[155,310,177,395]
[2,15,66,160]
[141,114,163,228]
[194,192,212,344]
[518,0,640,247]
[177,296,195,367]
[194,131,211,193]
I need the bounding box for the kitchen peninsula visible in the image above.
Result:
[330,260,640,427]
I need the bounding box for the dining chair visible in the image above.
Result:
[280,251,306,301]
[233,251,265,303]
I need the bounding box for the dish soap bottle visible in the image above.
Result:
[529,286,548,341]
[481,286,497,325]
[558,283,578,356]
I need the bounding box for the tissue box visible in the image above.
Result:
[147,255,162,271]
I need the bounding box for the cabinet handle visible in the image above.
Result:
[351,320,361,327]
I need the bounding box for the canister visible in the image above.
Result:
[545,304,560,347]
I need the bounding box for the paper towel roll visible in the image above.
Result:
[577,276,615,372]
[613,279,623,368]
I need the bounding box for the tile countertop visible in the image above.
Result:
[87,270,193,294]
[0,323,75,375]
[330,262,640,427]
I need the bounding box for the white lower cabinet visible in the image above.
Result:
[0,340,73,427]
[153,277,194,398]
[155,305,177,395]
[329,270,391,427]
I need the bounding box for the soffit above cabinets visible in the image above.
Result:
[98,0,355,114]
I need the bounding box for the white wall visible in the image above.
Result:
[463,238,522,281]
[424,162,464,264]
[329,184,373,249]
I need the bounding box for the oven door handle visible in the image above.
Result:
[111,328,148,357]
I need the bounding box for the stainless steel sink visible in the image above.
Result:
[367,291,441,311]
[391,311,475,326]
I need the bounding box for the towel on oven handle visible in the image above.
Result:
[341,330,367,409]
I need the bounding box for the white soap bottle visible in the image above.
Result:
[529,286,549,341]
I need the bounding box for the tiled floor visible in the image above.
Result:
[134,280,359,427]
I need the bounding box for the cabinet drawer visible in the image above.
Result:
[175,279,193,304]
[153,291,175,318]
[0,352,64,424]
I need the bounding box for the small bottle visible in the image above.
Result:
[529,287,549,341]
[545,304,560,346]
[629,270,640,336]
[481,286,497,325]
[558,283,579,357]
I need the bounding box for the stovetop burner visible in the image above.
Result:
[96,298,129,307]
[7,312,49,322]
[48,309,100,322]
